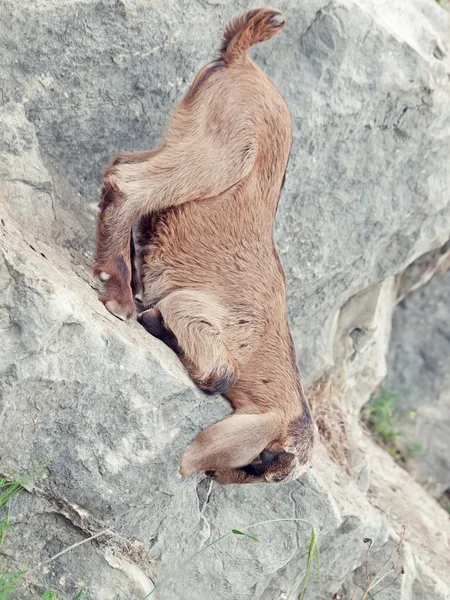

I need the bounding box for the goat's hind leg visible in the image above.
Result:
[94,90,256,318]
[138,291,238,395]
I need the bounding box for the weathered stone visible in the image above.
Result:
[383,269,450,499]
[333,277,397,418]
[2,0,450,382]
[1,1,450,599]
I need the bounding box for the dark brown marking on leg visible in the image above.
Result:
[137,308,183,355]
[198,372,237,396]
[93,175,135,318]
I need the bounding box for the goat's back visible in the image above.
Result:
[139,55,292,308]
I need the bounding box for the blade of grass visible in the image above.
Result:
[0,482,23,510]
[0,458,52,513]
[0,506,12,549]
[231,530,259,543]
[298,527,318,600]
[41,590,58,600]
[143,518,319,599]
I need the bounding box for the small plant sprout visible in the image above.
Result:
[0,475,27,599]
[298,526,320,600]
[350,526,405,600]
[41,590,83,600]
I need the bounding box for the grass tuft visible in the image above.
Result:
[0,476,27,599]
[41,591,59,600]
[41,590,83,600]
[360,390,422,463]
[0,569,26,600]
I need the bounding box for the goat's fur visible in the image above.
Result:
[94,7,315,484]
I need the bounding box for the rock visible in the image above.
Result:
[1,0,450,599]
[1,179,390,599]
[333,277,397,418]
[383,269,450,499]
[2,0,450,382]
[364,439,450,599]
[0,490,154,599]
[275,0,450,381]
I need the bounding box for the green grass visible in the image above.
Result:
[360,390,402,444]
[41,591,59,600]
[41,590,83,600]
[0,505,11,550]
[298,527,320,600]
[0,569,26,600]
[0,476,27,599]
[360,390,422,463]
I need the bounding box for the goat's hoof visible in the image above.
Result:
[269,12,285,27]
[95,266,135,320]
[105,299,130,321]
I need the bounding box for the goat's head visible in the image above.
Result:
[180,405,315,484]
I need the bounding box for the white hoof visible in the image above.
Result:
[105,300,128,321]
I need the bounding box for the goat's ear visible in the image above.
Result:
[180,412,279,475]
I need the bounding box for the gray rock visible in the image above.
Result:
[2,0,450,381]
[1,1,450,599]
[383,270,450,498]
[1,176,389,599]
[333,277,397,418]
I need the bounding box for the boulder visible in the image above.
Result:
[1,1,450,599]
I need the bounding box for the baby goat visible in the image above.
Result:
[94,7,315,484]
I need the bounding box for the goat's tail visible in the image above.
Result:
[220,8,286,64]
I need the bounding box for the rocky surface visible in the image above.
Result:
[2,0,450,381]
[1,0,450,599]
[383,270,450,499]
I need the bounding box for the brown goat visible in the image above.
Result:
[93,8,315,484]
